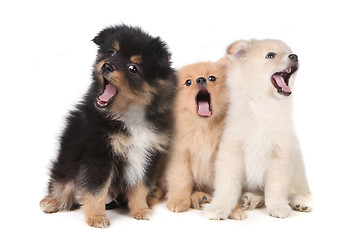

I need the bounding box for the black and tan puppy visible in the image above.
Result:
[40,25,176,228]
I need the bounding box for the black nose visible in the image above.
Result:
[289,54,298,62]
[101,63,114,73]
[196,77,206,84]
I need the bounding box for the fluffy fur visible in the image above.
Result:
[40,25,176,228]
[165,61,231,213]
[204,39,313,220]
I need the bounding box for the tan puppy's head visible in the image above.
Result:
[227,39,298,97]
[176,61,227,119]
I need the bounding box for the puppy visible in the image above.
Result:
[165,61,235,214]
[39,25,176,228]
[204,39,313,220]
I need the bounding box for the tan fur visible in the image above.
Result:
[108,132,131,156]
[204,39,313,220]
[79,174,113,228]
[150,133,169,153]
[40,181,75,213]
[82,190,110,228]
[113,41,120,52]
[94,61,155,116]
[190,191,211,210]
[146,187,164,207]
[127,181,151,220]
[229,203,246,220]
[130,55,143,64]
[166,61,230,213]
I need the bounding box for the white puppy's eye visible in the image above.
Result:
[185,79,192,86]
[266,52,276,59]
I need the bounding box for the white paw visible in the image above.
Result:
[240,192,265,210]
[290,194,313,212]
[203,205,229,220]
[266,200,291,218]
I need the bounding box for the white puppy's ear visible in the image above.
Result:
[226,40,247,59]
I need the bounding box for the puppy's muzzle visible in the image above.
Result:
[288,54,298,62]
[196,77,207,85]
[101,62,115,74]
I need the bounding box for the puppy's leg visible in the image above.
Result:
[191,191,211,210]
[146,187,164,208]
[240,192,265,210]
[229,202,245,220]
[203,138,243,220]
[166,150,193,212]
[79,165,113,228]
[265,147,292,218]
[40,180,75,213]
[288,146,313,212]
[81,187,110,228]
[127,181,151,220]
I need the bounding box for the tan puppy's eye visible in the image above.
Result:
[208,76,216,82]
[185,79,192,86]
[266,52,276,59]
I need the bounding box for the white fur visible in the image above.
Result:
[111,105,159,187]
[204,39,313,220]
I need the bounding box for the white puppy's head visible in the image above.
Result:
[226,39,298,98]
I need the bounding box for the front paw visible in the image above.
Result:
[167,198,191,212]
[290,195,313,212]
[229,204,246,220]
[240,192,265,210]
[40,197,60,214]
[131,208,151,220]
[203,205,229,220]
[191,191,211,210]
[266,201,291,218]
[86,214,110,228]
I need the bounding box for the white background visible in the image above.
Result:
[1,0,359,239]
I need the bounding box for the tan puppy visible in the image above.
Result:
[204,39,313,220]
[165,61,237,214]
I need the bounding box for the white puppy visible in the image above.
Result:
[204,39,313,219]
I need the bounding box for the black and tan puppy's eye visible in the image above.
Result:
[266,52,276,59]
[128,65,137,74]
[208,76,216,82]
[185,79,192,86]
[110,49,117,57]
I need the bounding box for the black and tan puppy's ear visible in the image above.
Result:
[92,27,115,46]
[226,40,248,59]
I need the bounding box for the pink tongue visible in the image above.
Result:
[198,101,211,116]
[99,83,117,102]
[273,75,291,93]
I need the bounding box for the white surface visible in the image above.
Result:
[1,0,359,239]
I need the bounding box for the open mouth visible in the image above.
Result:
[196,88,212,117]
[271,65,297,96]
[96,79,118,108]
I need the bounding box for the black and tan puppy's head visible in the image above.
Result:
[91,25,173,114]
[175,61,227,119]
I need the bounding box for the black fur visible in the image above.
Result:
[43,25,176,211]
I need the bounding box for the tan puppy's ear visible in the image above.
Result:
[216,57,228,66]
[226,40,248,59]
